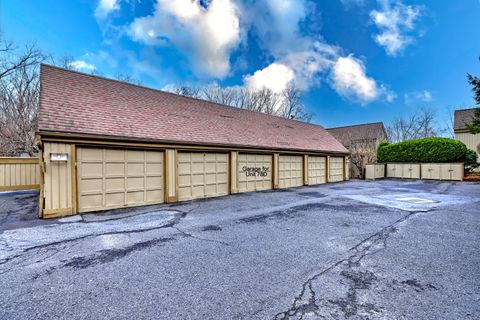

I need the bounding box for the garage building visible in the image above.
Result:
[37,65,349,218]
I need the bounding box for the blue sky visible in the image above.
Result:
[2,0,479,129]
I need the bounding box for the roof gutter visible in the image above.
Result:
[37,130,350,156]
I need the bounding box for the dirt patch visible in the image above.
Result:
[464,172,480,182]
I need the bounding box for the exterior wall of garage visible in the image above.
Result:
[37,136,348,218]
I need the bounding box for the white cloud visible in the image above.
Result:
[244,0,309,57]
[330,55,381,104]
[385,88,397,103]
[244,63,295,93]
[69,60,96,72]
[404,90,433,104]
[370,0,422,56]
[129,0,240,78]
[95,0,120,19]
[122,0,394,105]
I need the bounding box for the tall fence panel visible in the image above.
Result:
[365,164,385,180]
[0,157,40,191]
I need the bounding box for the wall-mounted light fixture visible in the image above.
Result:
[50,153,68,162]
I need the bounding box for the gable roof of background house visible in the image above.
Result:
[326,122,387,147]
[454,107,479,131]
[38,65,348,154]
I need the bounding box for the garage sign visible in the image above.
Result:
[242,166,270,177]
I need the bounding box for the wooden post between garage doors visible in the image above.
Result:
[303,155,309,185]
[273,153,279,189]
[165,149,178,203]
[326,155,330,183]
[230,151,238,194]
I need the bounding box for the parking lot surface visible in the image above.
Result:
[0,180,479,320]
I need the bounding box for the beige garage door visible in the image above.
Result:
[279,155,303,188]
[329,157,344,182]
[178,152,229,201]
[238,153,273,192]
[77,148,164,213]
[308,156,326,185]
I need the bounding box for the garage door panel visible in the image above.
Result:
[178,175,191,187]
[192,162,205,173]
[82,194,103,209]
[105,178,124,192]
[146,176,163,188]
[191,185,204,198]
[205,162,216,172]
[127,191,144,205]
[105,193,124,207]
[80,178,102,193]
[146,151,163,162]
[105,163,124,176]
[178,152,229,201]
[106,149,125,161]
[205,173,217,184]
[81,148,103,161]
[192,174,205,185]
[146,190,163,202]
[127,177,144,189]
[146,163,162,175]
[78,148,164,213]
[127,150,144,162]
[81,163,103,178]
[127,163,144,175]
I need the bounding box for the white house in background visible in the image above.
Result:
[454,107,480,162]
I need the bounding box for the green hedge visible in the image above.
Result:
[377,138,468,163]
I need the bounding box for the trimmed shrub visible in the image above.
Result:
[377,138,468,163]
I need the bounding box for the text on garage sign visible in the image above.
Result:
[242,166,270,177]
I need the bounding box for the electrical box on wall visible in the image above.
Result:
[50,153,68,162]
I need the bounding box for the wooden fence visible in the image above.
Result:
[365,163,464,181]
[0,157,40,191]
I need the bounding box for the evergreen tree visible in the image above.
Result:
[467,73,480,105]
[466,61,480,134]
[466,107,480,134]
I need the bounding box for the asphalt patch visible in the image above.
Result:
[62,237,175,269]
[202,225,222,232]
[296,191,326,198]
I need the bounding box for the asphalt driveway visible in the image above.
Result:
[0,180,479,320]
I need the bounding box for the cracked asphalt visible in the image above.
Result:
[0,180,479,320]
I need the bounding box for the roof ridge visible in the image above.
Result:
[326,122,384,130]
[40,64,323,128]
[454,107,479,112]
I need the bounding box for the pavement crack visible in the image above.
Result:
[273,210,423,320]
[172,226,230,246]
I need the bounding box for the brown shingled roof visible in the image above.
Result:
[327,122,387,147]
[454,108,479,131]
[38,65,348,154]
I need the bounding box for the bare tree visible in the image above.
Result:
[202,84,241,107]
[174,85,201,99]
[0,40,43,80]
[387,108,438,143]
[279,84,312,121]
[0,55,40,156]
[175,83,311,121]
[334,129,385,178]
[114,72,143,86]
